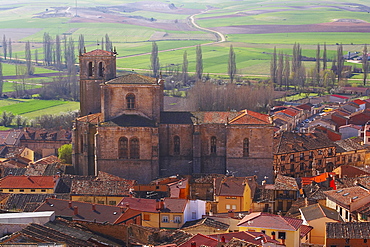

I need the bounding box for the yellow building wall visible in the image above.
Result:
[308,218,338,245]
[141,212,185,229]
[142,212,160,228]
[242,185,252,212]
[216,196,242,213]
[238,226,300,247]
[0,188,54,194]
[71,195,125,205]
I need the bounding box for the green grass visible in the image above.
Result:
[0,99,79,119]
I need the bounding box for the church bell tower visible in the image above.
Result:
[79,49,116,116]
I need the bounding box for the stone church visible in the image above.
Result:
[72,49,274,183]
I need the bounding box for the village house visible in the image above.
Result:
[299,203,343,245]
[274,132,337,177]
[180,217,229,235]
[0,175,60,194]
[117,197,206,229]
[334,137,370,167]
[329,94,349,104]
[338,124,361,139]
[214,176,258,213]
[237,212,311,247]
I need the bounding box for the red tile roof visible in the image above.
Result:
[82,49,114,56]
[0,176,58,189]
[238,212,303,231]
[331,94,349,99]
[179,233,218,247]
[300,225,313,238]
[76,113,102,124]
[34,198,127,224]
[228,110,271,125]
[324,186,370,209]
[208,231,280,245]
[117,197,188,213]
[352,99,366,105]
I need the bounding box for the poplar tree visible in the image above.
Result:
[323,42,327,71]
[25,41,33,75]
[182,51,188,84]
[78,34,85,54]
[228,45,236,83]
[283,55,290,90]
[2,35,7,60]
[336,44,344,82]
[315,44,320,85]
[277,52,284,88]
[0,58,3,96]
[196,44,203,81]
[363,44,368,86]
[150,41,160,77]
[270,47,277,84]
[55,35,62,70]
[8,38,12,61]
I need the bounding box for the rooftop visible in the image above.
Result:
[238,212,303,231]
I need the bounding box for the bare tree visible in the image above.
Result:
[315,43,320,85]
[78,34,85,54]
[336,44,344,82]
[196,44,203,81]
[150,41,160,77]
[277,52,284,88]
[43,32,53,66]
[270,47,277,85]
[8,38,12,61]
[228,45,237,83]
[323,42,327,71]
[105,34,112,52]
[0,58,3,96]
[283,55,290,90]
[182,51,188,85]
[55,35,62,70]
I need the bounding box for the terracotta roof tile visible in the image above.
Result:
[326,222,370,239]
[181,217,229,230]
[300,203,343,222]
[208,231,280,245]
[0,176,58,189]
[273,174,299,191]
[324,186,370,209]
[179,233,218,247]
[238,212,303,231]
[82,49,114,56]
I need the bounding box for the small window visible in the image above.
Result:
[318,150,322,155]
[88,61,93,76]
[281,156,285,161]
[130,138,140,159]
[261,230,266,234]
[243,138,249,157]
[20,189,24,192]
[118,137,128,159]
[98,62,104,77]
[174,136,180,155]
[278,232,286,240]
[109,201,116,205]
[226,204,231,210]
[143,214,150,221]
[126,94,135,109]
[98,201,105,205]
[364,239,368,243]
[30,189,35,192]
[290,154,294,161]
[232,205,237,210]
[162,215,169,223]
[210,136,217,154]
[174,216,181,223]
[41,189,46,192]
[300,153,304,160]
[9,189,14,192]
[191,212,197,219]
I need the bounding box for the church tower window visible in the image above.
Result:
[118,137,128,159]
[210,136,217,154]
[88,62,93,76]
[130,138,140,159]
[174,136,180,155]
[243,138,249,157]
[126,94,136,109]
[98,62,104,77]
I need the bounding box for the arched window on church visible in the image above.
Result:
[88,62,93,76]
[126,94,135,109]
[130,138,140,159]
[210,136,217,154]
[174,135,180,155]
[243,138,249,157]
[118,137,128,159]
[98,62,104,77]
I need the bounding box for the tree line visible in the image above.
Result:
[270,43,370,92]
[150,42,237,85]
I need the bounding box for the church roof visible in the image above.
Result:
[82,49,114,56]
[106,73,157,84]
[161,110,271,125]
[100,114,157,127]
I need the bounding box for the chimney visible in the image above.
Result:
[45,198,49,204]
[271,231,276,240]
[281,238,285,245]
[259,234,267,244]
[92,204,96,211]
[228,210,235,218]
[220,236,226,243]
[126,203,130,208]
[120,206,125,213]
[190,241,196,247]
[69,201,72,208]
[156,199,161,210]
[73,206,78,215]
[160,199,165,210]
